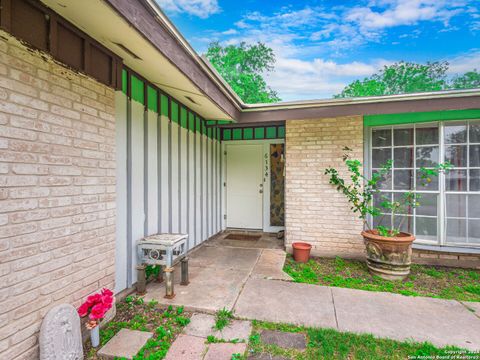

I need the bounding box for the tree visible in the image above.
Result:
[204,42,281,104]
[451,70,480,89]
[335,61,449,98]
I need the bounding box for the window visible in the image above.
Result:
[370,120,480,247]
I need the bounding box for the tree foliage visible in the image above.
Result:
[335,61,479,98]
[204,42,281,104]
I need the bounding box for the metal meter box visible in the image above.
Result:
[137,233,188,267]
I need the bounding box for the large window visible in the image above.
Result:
[370,120,480,247]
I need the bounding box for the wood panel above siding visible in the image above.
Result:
[0,0,122,89]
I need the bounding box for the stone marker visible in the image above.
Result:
[40,304,83,360]
[98,328,153,359]
[260,330,307,350]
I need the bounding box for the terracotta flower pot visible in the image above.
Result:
[292,242,312,263]
[362,230,415,281]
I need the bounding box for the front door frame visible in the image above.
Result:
[222,139,285,233]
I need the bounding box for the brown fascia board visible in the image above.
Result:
[239,93,480,123]
[103,0,242,120]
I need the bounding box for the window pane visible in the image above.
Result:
[372,129,391,147]
[468,220,480,244]
[416,146,439,167]
[394,148,414,168]
[446,218,467,244]
[373,215,390,229]
[373,170,392,190]
[416,193,437,216]
[394,215,413,233]
[394,192,413,215]
[373,192,392,213]
[446,194,466,218]
[394,128,414,146]
[445,145,467,167]
[394,169,414,190]
[416,217,437,241]
[416,126,438,145]
[470,169,480,191]
[416,170,438,191]
[446,169,468,191]
[470,145,480,167]
[469,194,480,218]
[372,148,391,168]
[444,123,467,144]
[469,121,480,143]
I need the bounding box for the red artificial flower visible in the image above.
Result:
[102,295,114,309]
[78,302,90,317]
[86,293,102,305]
[101,288,113,297]
[89,303,107,320]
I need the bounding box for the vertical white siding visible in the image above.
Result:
[180,126,188,235]
[147,110,158,235]
[160,114,169,233]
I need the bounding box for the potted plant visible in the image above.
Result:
[77,288,114,347]
[325,148,450,280]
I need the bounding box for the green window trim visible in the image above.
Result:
[171,101,179,123]
[121,69,128,94]
[131,75,144,104]
[180,107,188,128]
[364,109,480,127]
[147,86,157,112]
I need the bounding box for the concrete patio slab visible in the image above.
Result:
[207,232,284,250]
[234,278,337,328]
[144,265,251,312]
[183,313,216,338]
[332,287,480,350]
[214,319,252,341]
[251,249,291,280]
[204,343,247,360]
[97,329,153,359]
[164,334,206,360]
[189,246,261,271]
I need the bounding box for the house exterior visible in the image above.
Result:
[0,0,479,358]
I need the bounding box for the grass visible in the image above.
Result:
[248,320,476,360]
[84,297,190,360]
[283,255,480,302]
[214,307,234,330]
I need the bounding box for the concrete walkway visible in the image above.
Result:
[144,237,480,351]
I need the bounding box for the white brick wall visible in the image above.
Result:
[285,117,365,258]
[0,32,116,359]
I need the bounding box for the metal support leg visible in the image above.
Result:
[157,266,164,283]
[136,264,146,295]
[180,257,189,286]
[164,267,175,299]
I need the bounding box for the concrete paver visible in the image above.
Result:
[204,343,247,360]
[462,301,480,318]
[97,329,153,359]
[259,329,306,350]
[183,313,216,338]
[251,249,291,280]
[214,319,252,341]
[333,287,480,350]
[248,354,289,360]
[234,278,337,328]
[164,334,206,360]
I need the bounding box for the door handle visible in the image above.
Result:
[259,189,263,194]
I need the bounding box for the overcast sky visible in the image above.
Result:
[156,0,480,101]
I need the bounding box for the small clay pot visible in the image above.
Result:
[292,242,312,263]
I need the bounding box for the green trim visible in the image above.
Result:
[223,129,232,140]
[244,128,253,140]
[131,75,144,104]
[188,112,195,132]
[232,129,242,140]
[278,126,285,138]
[364,109,480,127]
[171,101,179,123]
[180,107,187,128]
[266,127,276,139]
[147,86,157,112]
[160,95,168,117]
[254,127,265,139]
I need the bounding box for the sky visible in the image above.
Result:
[155,0,480,101]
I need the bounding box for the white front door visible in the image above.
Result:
[226,144,263,229]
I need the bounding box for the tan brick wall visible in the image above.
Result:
[285,116,365,258]
[0,32,116,359]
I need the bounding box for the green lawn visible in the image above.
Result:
[248,321,475,360]
[283,255,480,301]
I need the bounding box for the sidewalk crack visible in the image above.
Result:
[231,249,263,312]
[331,289,339,329]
